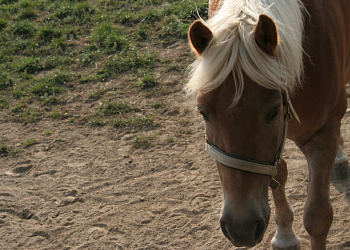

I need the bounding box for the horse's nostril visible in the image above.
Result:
[220,214,267,247]
[254,219,266,242]
[220,220,231,241]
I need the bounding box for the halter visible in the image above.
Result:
[205,91,299,190]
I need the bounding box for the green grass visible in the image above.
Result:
[111,116,153,129]
[99,101,133,115]
[135,75,158,89]
[44,130,52,136]
[0,0,207,136]
[0,142,19,157]
[0,142,10,157]
[23,137,37,147]
[0,97,10,109]
[132,134,156,149]
[51,110,63,119]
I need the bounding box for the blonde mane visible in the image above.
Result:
[186,0,305,105]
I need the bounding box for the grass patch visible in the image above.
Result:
[93,22,127,54]
[23,137,37,147]
[38,25,62,43]
[89,115,107,127]
[88,89,106,101]
[151,101,166,109]
[19,108,42,123]
[135,75,158,89]
[19,8,37,20]
[0,143,19,157]
[0,97,10,109]
[132,134,156,149]
[0,0,207,128]
[16,57,45,74]
[31,71,73,97]
[44,130,52,136]
[12,20,37,38]
[51,110,63,119]
[104,49,157,75]
[0,142,10,157]
[111,116,153,129]
[0,18,8,30]
[99,101,132,115]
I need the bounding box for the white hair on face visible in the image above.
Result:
[186,0,305,106]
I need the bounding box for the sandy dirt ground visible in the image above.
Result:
[1,41,350,250]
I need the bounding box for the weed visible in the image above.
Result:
[0,73,13,90]
[38,25,62,43]
[71,2,95,23]
[11,102,26,113]
[104,49,156,74]
[0,97,9,109]
[19,0,33,8]
[23,137,37,147]
[69,117,76,124]
[0,139,20,157]
[99,101,132,116]
[132,135,156,149]
[0,143,10,157]
[158,16,190,42]
[31,82,65,96]
[136,75,158,89]
[13,21,37,38]
[88,89,105,100]
[151,101,165,109]
[20,108,42,123]
[19,8,37,20]
[41,96,61,106]
[93,22,126,54]
[0,19,7,30]
[80,52,100,67]
[89,115,107,127]
[51,110,63,119]
[12,90,26,99]
[44,130,52,136]
[166,136,175,144]
[16,57,44,74]
[31,71,72,96]
[111,116,153,129]
[54,5,73,20]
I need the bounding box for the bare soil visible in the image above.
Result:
[1,41,350,250]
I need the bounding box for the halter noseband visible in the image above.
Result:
[205,91,298,190]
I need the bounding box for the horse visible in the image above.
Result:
[185,0,350,249]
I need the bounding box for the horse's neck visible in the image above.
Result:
[302,0,350,83]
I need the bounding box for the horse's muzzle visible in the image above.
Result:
[220,213,267,247]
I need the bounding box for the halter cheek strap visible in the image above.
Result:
[205,91,296,190]
[206,143,281,189]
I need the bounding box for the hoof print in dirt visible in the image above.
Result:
[31,230,50,240]
[58,196,84,207]
[6,165,33,177]
[21,209,34,220]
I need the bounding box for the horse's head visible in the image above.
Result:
[188,15,289,247]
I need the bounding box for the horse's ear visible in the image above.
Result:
[188,20,213,56]
[254,14,279,56]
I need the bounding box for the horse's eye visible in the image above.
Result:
[267,108,280,123]
[197,108,209,121]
